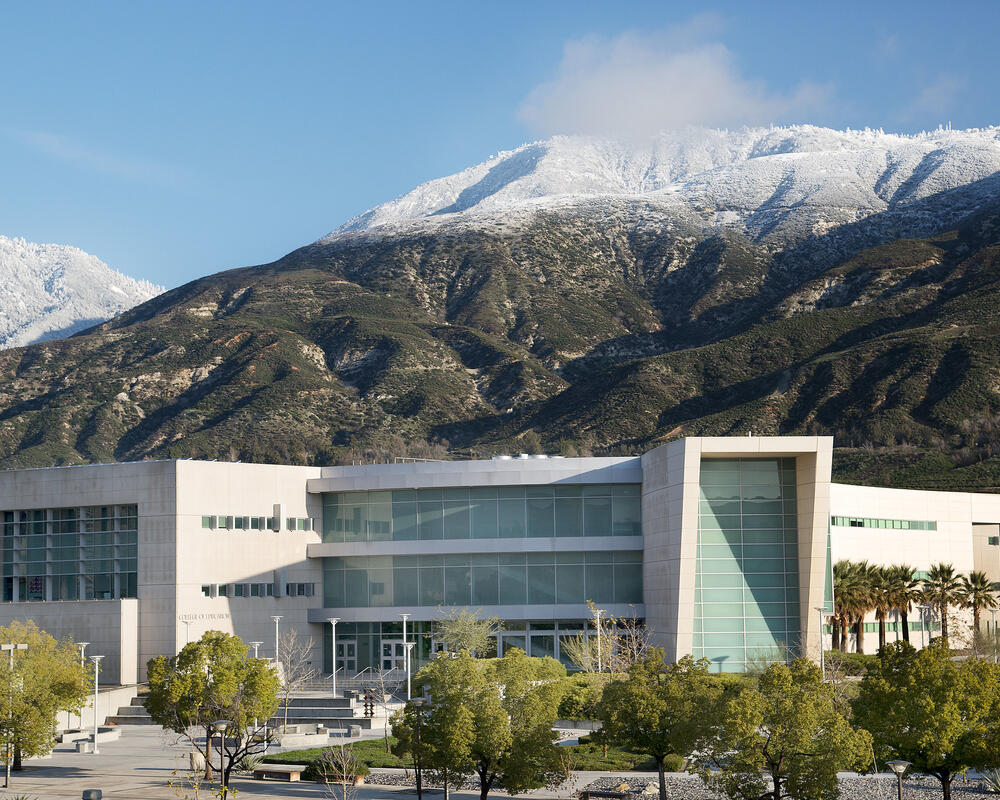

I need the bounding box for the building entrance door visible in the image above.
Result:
[381,639,406,671]
[335,639,357,676]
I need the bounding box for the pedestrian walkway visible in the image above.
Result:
[4,724,658,799]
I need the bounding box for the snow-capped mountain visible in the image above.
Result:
[0,236,162,349]
[322,125,1000,243]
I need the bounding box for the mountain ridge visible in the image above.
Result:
[1,126,1000,491]
[0,235,162,349]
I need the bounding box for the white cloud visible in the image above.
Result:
[876,34,901,60]
[907,73,968,118]
[518,20,830,140]
[8,130,188,188]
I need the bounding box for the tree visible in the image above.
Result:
[562,603,651,675]
[833,560,871,652]
[316,742,366,800]
[397,648,565,800]
[886,564,921,645]
[146,630,280,794]
[870,565,892,652]
[962,570,998,639]
[391,701,432,800]
[0,621,88,775]
[600,652,720,800]
[922,563,964,646]
[854,641,1000,800]
[433,607,502,656]
[484,648,565,797]
[695,658,871,800]
[277,628,317,732]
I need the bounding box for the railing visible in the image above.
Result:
[293,667,407,697]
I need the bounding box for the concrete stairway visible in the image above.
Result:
[269,696,378,730]
[107,696,155,725]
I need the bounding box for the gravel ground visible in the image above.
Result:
[368,770,996,798]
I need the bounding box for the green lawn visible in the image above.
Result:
[265,735,678,774]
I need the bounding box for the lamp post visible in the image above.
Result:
[411,698,426,800]
[593,609,603,672]
[404,642,415,700]
[211,719,233,798]
[271,616,282,664]
[327,618,340,697]
[886,759,910,800]
[814,607,826,680]
[90,655,103,754]
[992,610,998,663]
[78,641,89,669]
[181,619,193,648]
[917,605,930,649]
[249,641,263,659]
[2,643,27,788]
[400,613,410,681]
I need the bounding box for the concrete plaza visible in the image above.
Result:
[5,725,637,799]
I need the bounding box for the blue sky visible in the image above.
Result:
[1,0,996,288]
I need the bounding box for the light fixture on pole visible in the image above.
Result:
[181,619,193,647]
[400,613,410,677]
[917,605,930,649]
[249,641,263,659]
[411,698,426,800]
[814,607,826,680]
[593,609,603,672]
[404,641,415,700]
[886,759,910,800]
[271,616,282,663]
[327,618,340,697]
[2,643,27,788]
[77,641,89,669]
[90,655,104,754]
[211,719,233,797]
[992,610,998,663]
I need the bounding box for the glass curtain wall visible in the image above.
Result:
[321,619,612,673]
[694,458,800,672]
[322,551,642,608]
[2,505,138,602]
[322,485,641,542]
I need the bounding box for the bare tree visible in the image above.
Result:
[364,668,403,754]
[278,628,318,732]
[558,631,599,672]
[317,743,366,800]
[570,602,651,675]
[433,606,503,656]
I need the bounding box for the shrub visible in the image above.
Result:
[555,673,607,720]
[479,653,567,682]
[825,650,877,676]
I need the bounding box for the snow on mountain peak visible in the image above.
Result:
[0,235,163,349]
[320,124,1000,242]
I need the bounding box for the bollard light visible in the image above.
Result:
[886,759,910,800]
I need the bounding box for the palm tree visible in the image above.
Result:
[870,565,892,652]
[833,560,861,652]
[833,560,874,653]
[922,563,964,647]
[886,565,921,644]
[961,570,998,639]
[851,561,877,654]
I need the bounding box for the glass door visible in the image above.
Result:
[381,639,406,671]
[335,639,357,676]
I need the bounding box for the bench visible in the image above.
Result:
[253,763,307,782]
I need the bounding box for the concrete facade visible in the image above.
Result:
[0,436,998,681]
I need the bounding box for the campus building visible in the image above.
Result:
[0,436,997,684]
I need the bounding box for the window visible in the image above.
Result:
[286,582,315,597]
[201,516,214,529]
[322,485,642,543]
[201,584,212,597]
[831,515,937,531]
[989,536,1000,546]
